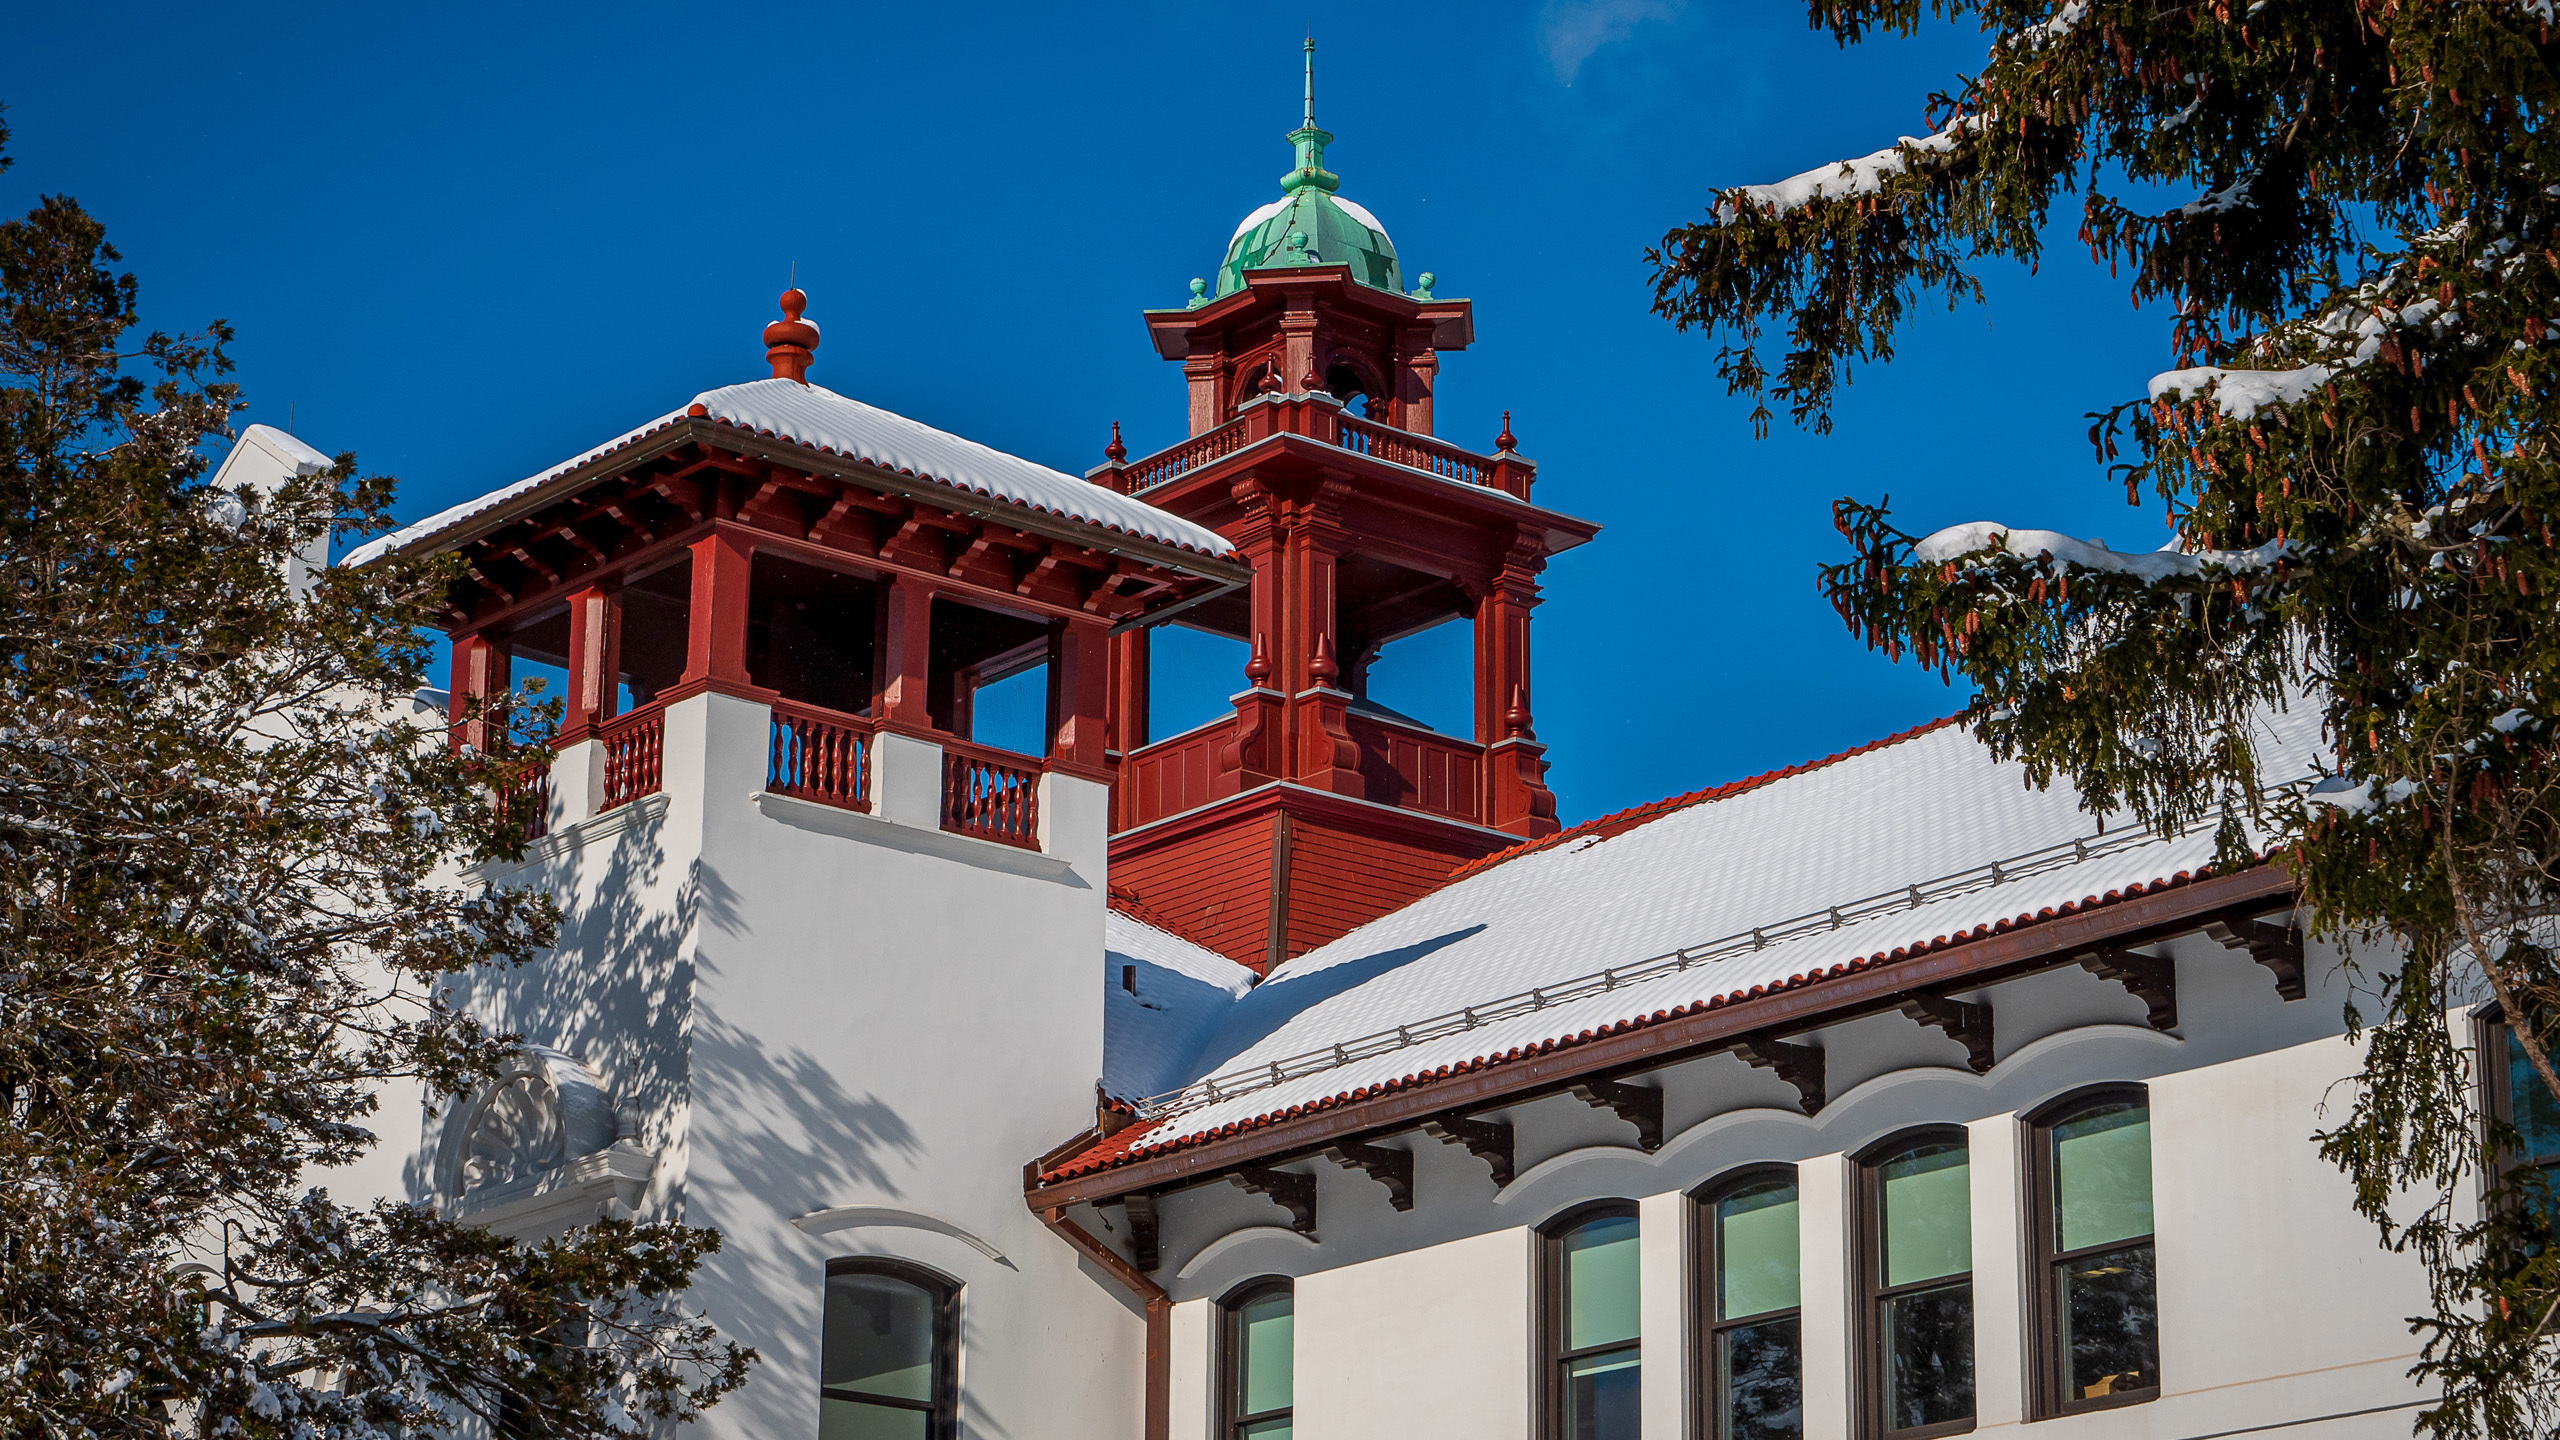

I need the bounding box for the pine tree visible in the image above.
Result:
[1655,4,2559,1431]
[0,114,752,1438]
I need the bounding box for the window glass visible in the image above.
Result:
[1235,1288,1294,1422]
[2054,1103,2153,1252]
[2060,1248,2158,1401]
[1718,1317,1802,1440]
[1880,1284,1974,1430]
[2508,1031,2560,1164]
[1879,1142,1971,1287]
[1717,1180,1801,1320]
[1564,1349,1641,1439]
[820,1405,929,1440]
[1565,1213,1642,1350]
[823,1272,933,1400]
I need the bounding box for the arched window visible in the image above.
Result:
[2025,1086,2159,1416]
[822,1259,956,1439]
[1217,1277,1294,1439]
[1855,1129,1973,1439]
[1697,1168,1801,1440]
[1541,1201,1641,1440]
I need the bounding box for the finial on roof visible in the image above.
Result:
[764,288,820,385]
[1496,410,1516,452]
[1245,634,1273,686]
[1105,420,1127,464]
[1281,38,1339,196]
[1187,277,1209,308]
[1414,271,1436,300]
[1311,631,1340,686]
[1506,684,1536,740]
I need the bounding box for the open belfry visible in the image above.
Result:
[1095,40,1598,973]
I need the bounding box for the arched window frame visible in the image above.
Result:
[821,1257,959,1440]
[1853,1126,1975,1440]
[1539,1198,1643,1440]
[2021,1083,2159,1419]
[1691,1165,1803,1440]
[1216,1275,1294,1440]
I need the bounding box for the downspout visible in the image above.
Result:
[1036,1202,1170,1440]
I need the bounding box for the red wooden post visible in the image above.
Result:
[678,527,754,692]
[1051,617,1112,778]
[562,584,618,742]
[878,573,938,733]
[449,632,505,754]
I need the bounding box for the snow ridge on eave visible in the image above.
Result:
[1040,861,2238,1183]
[692,410,1233,560]
[1447,714,1965,884]
[340,410,690,567]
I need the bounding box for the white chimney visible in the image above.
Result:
[209,424,335,597]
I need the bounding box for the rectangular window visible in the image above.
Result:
[822,1261,956,1440]
[2026,1088,2159,1417]
[1700,1171,1801,1440]
[1857,1132,1973,1439]
[1545,1204,1641,1440]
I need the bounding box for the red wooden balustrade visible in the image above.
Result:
[1347,714,1485,824]
[497,759,553,842]
[1122,416,1253,491]
[1118,720,1230,830]
[942,738,1042,849]
[600,705,665,810]
[769,701,873,812]
[1335,416,1493,487]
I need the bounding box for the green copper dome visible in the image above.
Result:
[1213,41,1401,298]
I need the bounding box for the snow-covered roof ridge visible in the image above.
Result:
[343,379,1235,568]
[1045,704,2326,1182]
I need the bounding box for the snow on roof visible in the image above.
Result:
[1103,910,1257,1105]
[1330,196,1389,239]
[1226,193,1391,248]
[342,378,1234,568]
[212,424,334,491]
[1050,704,2326,1180]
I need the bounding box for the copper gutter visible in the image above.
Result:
[1034,1202,1169,1440]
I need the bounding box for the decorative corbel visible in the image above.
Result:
[1120,1191,1160,1273]
[1568,1077,1665,1152]
[1322,1140,1415,1211]
[2077,947,2179,1030]
[1233,1167,1317,1237]
[1732,1034,1826,1114]
[1421,1113,1514,1187]
[2202,915,2308,1001]
[1898,995,1996,1074]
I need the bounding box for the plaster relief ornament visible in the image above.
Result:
[461,1072,568,1196]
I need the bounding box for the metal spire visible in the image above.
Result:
[1282,36,1339,195]
[1303,35,1316,130]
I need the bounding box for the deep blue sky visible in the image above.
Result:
[4,1,2179,824]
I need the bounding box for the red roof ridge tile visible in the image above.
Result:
[1446,713,1965,884]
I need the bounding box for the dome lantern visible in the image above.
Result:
[1215,39,1401,298]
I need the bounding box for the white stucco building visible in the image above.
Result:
[306,61,2505,1440]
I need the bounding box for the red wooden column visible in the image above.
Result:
[449,632,506,753]
[1478,529,1559,837]
[561,584,619,742]
[1287,479,1362,797]
[1217,478,1285,792]
[877,574,938,735]
[1051,617,1113,780]
[678,526,755,694]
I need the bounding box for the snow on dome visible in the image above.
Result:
[1329,195,1389,240]
[343,379,1236,568]
[1229,197,1291,246]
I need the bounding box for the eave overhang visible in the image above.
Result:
[1143,265,1476,360]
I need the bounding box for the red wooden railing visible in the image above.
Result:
[942,739,1042,849]
[1118,719,1231,830]
[1348,713,1485,824]
[1335,416,1493,488]
[1122,416,1253,490]
[497,760,553,842]
[600,705,665,810]
[769,700,873,811]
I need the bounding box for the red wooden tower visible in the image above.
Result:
[1092,44,1599,974]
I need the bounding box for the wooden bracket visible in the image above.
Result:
[1731,1034,1826,1114]
[1121,1191,1160,1273]
[1233,1167,1318,1236]
[1421,1113,1515,1187]
[1568,1077,1665,1152]
[1322,1140,1415,1211]
[2078,948,2178,1030]
[1898,995,1995,1074]
[2203,916,2307,1001]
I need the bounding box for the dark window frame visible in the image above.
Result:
[1853,1126,1976,1440]
[1215,1275,1294,1440]
[821,1256,959,1440]
[2481,1005,2560,1186]
[2022,1084,2160,1420]
[1540,1199,1643,1440]
[1692,1165,1803,1440]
